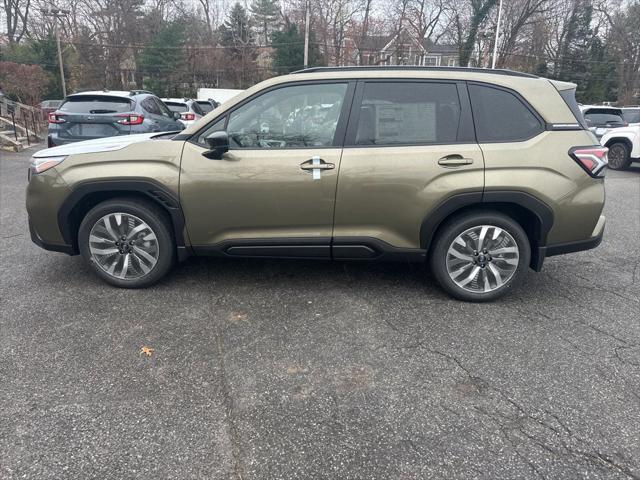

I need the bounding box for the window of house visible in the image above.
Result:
[468,84,543,142]
[448,58,456,67]
[424,56,439,66]
[354,82,461,145]
[225,83,348,149]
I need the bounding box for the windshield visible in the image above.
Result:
[60,96,133,114]
[623,110,640,124]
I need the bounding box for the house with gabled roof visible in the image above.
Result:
[345,27,459,67]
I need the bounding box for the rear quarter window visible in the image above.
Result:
[468,84,543,142]
[60,96,133,114]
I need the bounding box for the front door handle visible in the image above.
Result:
[438,155,474,167]
[300,159,335,170]
[300,157,335,180]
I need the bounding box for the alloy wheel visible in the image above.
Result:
[607,144,627,169]
[445,225,520,293]
[88,213,159,280]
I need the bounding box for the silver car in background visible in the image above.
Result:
[161,98,205,127]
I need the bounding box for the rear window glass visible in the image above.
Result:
[60,96,132,114]
[622,110,640,124]
[191,102,204,116]
[197,101,214,113]
[583,109,624,125]
[469,84,543,142]
[165,102,188,112]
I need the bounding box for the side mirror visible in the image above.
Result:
[203,131,229,159]
[173,111,181,120]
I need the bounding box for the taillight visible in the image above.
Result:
[115,114,144,125]
[569,146,608,177]
[48,112,66,124]
[181,113,195,121]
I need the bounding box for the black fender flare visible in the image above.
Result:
[57,179,188,257]
[419,190,554,252]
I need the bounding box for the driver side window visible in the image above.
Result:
[226,83,347,149]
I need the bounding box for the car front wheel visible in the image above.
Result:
[430,212,531,302]
[78,198,175,288]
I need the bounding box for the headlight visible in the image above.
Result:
[30,155,66,174]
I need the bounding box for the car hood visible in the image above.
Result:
[33,132,167,158]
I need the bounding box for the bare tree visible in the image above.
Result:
[3,0,31,42]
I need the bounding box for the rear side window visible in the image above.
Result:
[355,82,461,145]
[141,97,161,115]
[469,84,542,142]
[60,96,133,114]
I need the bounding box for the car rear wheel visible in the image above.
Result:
[78,198,175,288]
[607,142,631,170]
[430,211,531,302]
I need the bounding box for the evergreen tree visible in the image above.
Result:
[140,23,185,97]
[581,37,617,103]
[250,0,280,46]
[271,25,321,73]
[557,0,593,89]
[219,3,258,88]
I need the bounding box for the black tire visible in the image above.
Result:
[607,142,631,170]
[78,197,175,288]
[429,211,531,302]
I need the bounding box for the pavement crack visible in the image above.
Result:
[215,333,246,480]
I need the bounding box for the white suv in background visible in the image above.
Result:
[161,98,205,127]
[600,106,640,170]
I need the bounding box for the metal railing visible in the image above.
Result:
[0,97,47,148]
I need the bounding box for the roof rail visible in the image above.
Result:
[129,90,154,96]
[291,66,538,79]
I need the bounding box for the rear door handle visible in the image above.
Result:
[438,155,474,167]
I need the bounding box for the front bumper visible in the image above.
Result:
[29,216,75,255]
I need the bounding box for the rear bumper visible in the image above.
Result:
[532,215,605,270]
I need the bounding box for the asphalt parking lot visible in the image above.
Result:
[1,146,639,479]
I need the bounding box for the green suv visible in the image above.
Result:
[26,67,607,301]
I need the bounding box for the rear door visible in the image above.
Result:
[333,80,484,255]
[56,95,134,140]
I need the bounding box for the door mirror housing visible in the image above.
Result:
[203,131,229,159]
[173,111,181,120]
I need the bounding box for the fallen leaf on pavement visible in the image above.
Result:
[140,346,154,357]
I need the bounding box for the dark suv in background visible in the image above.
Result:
[47,90,184,147]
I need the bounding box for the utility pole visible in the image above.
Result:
[303,0,310,68]
[491,0,503,69]
[42,6,70,97]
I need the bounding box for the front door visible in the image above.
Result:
[179,81,353,257]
